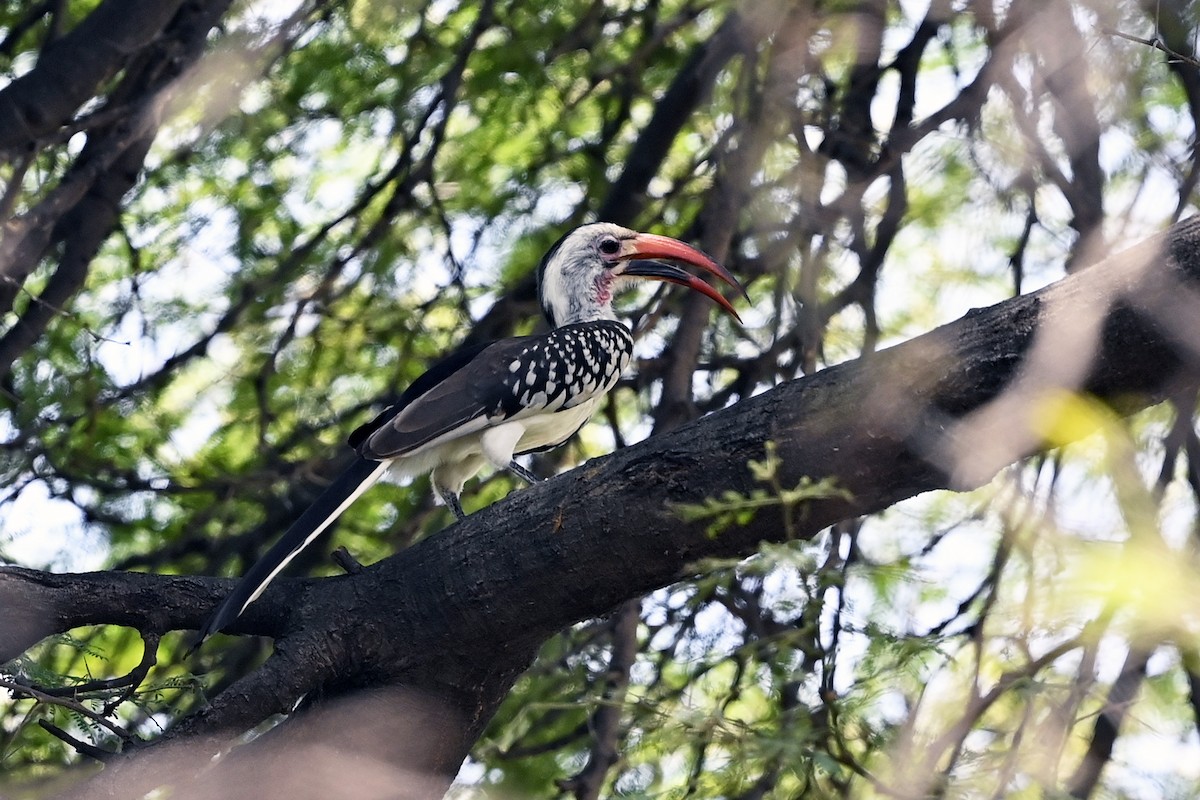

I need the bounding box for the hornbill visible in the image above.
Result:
[197,222,745,641]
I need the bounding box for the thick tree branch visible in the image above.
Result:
[0,0,186,155]
[4,216,1200,796]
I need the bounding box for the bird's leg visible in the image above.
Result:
[506,460,541,485]
[437,486,467,521]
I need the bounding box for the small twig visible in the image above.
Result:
[331,546,364,574]
[105,632,160,714]
[0,152,32,220]
[0,677,133,743]
[0,272,132,346]
[36,632,159,714]
[38,719,117,761]
[1104,27,1200,68]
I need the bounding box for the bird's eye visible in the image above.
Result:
[598,237,620,256]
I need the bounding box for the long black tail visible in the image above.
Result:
[196,457,390,642]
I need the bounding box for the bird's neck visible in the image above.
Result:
[546,274,620,326]
[557,303,618,326]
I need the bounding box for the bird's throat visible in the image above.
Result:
[593,273,614,308]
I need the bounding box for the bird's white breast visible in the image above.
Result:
[513,396,600,454]
[385,397,603,492]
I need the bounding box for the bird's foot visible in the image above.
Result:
[506,460,541,485]
[437,487,467,521]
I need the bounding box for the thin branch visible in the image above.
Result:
[36,633,160,716]
[0,677,134,744]
[38,719,117,761]
[1104,26,1200,68]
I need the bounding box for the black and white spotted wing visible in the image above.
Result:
[355,320,634,460]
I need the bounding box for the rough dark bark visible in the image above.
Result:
[3,216,1199,797]
[0,0,186,155]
